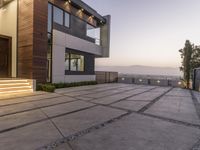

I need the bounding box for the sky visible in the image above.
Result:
[84,0,200,68]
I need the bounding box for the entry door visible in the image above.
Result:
[0,35,11,77]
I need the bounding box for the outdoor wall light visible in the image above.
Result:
[139,79,143,82]
[121,78,125,81]
[157,80,160,83]
[178,81,182,85]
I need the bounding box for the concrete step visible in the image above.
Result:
[0,79,34,95]
[0,83,30,88]
[0,89,33,94]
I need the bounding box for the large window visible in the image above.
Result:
[53,6,70,28]
[65,52,84,72]
[53,6,64,25]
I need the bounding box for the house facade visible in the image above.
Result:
[0,0,110,83]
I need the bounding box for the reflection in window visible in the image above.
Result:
[86,24,100,45]
[64,12,70,27]
[53,6,64,25]
[48,4,52,32]
[71,54,84,71]
[65,53,84,72]
[65,53,70,71]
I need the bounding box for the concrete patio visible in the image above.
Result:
[0,83,200,150]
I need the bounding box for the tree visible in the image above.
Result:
[191,46,200,69]
[179,40,193,88]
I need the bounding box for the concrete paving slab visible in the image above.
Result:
[0,102,36,116]
[150,87,171,92]
[52,106,126,137]
[166,88,191,97]
[75,96,94,101]
[84,90,119,98]
[69,113,200,150]
[127,91,163,101]
[41,101,95,117]
[0,93,61,106]
[30,96,77,107]
[0,110,46,132]
[146,96,200,125]
[54,143,72,150]
[111,101,149,111]
[64,90,94,97]
[91,89,148,105]
[23,93,61,102]
[138,85,156,89]
[90,85,128,92]
[193,91,200,103]
[0,120,62,150]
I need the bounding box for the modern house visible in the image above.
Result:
[0,0,110,90]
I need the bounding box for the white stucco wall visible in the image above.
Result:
[53,29,103,56]
[0,0,17,77]
[52,29,97,83]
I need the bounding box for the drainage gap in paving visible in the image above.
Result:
[190,138,200,150]
[140,113,200,129]
[137,87,173,113]
[37,112,131,150]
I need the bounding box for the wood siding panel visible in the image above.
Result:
[18,0,34,79]
[33,0,48,83]
[18,0,48,83]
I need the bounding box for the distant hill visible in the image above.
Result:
[95,65,182,77]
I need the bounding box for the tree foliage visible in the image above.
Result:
[179,40,200,88]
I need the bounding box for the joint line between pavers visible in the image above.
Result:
[0,105,97,134]
[36,103,66,138]
[107,86,159,105]
[190,138,200,150]
[0,99,80,118]
[64,85,146,102]
[137,87,174,113]
[0,95,65,107]
[37,112,131,150]
[73,85,144,100]
[60,84,132,97]
[140,112,200,129]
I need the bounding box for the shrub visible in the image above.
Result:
[36,81,97,92]
[37,84,55,92]
[41,84,56,92]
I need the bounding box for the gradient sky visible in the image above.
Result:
[84,0,200,67]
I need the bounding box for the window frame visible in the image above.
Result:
[64,12,70,28]
[53,6,64,25]
[65,52,85,72]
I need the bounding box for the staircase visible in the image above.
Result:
[0,79,35,95]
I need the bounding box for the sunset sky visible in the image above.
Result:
[84,0,200,67]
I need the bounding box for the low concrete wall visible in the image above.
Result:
[134,78,149,85]
[149,79,168,86]
[96,71,118,84]
[118,77,133,84]
[118,77,182,87]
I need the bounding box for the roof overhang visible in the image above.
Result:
[65,0,106,24]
